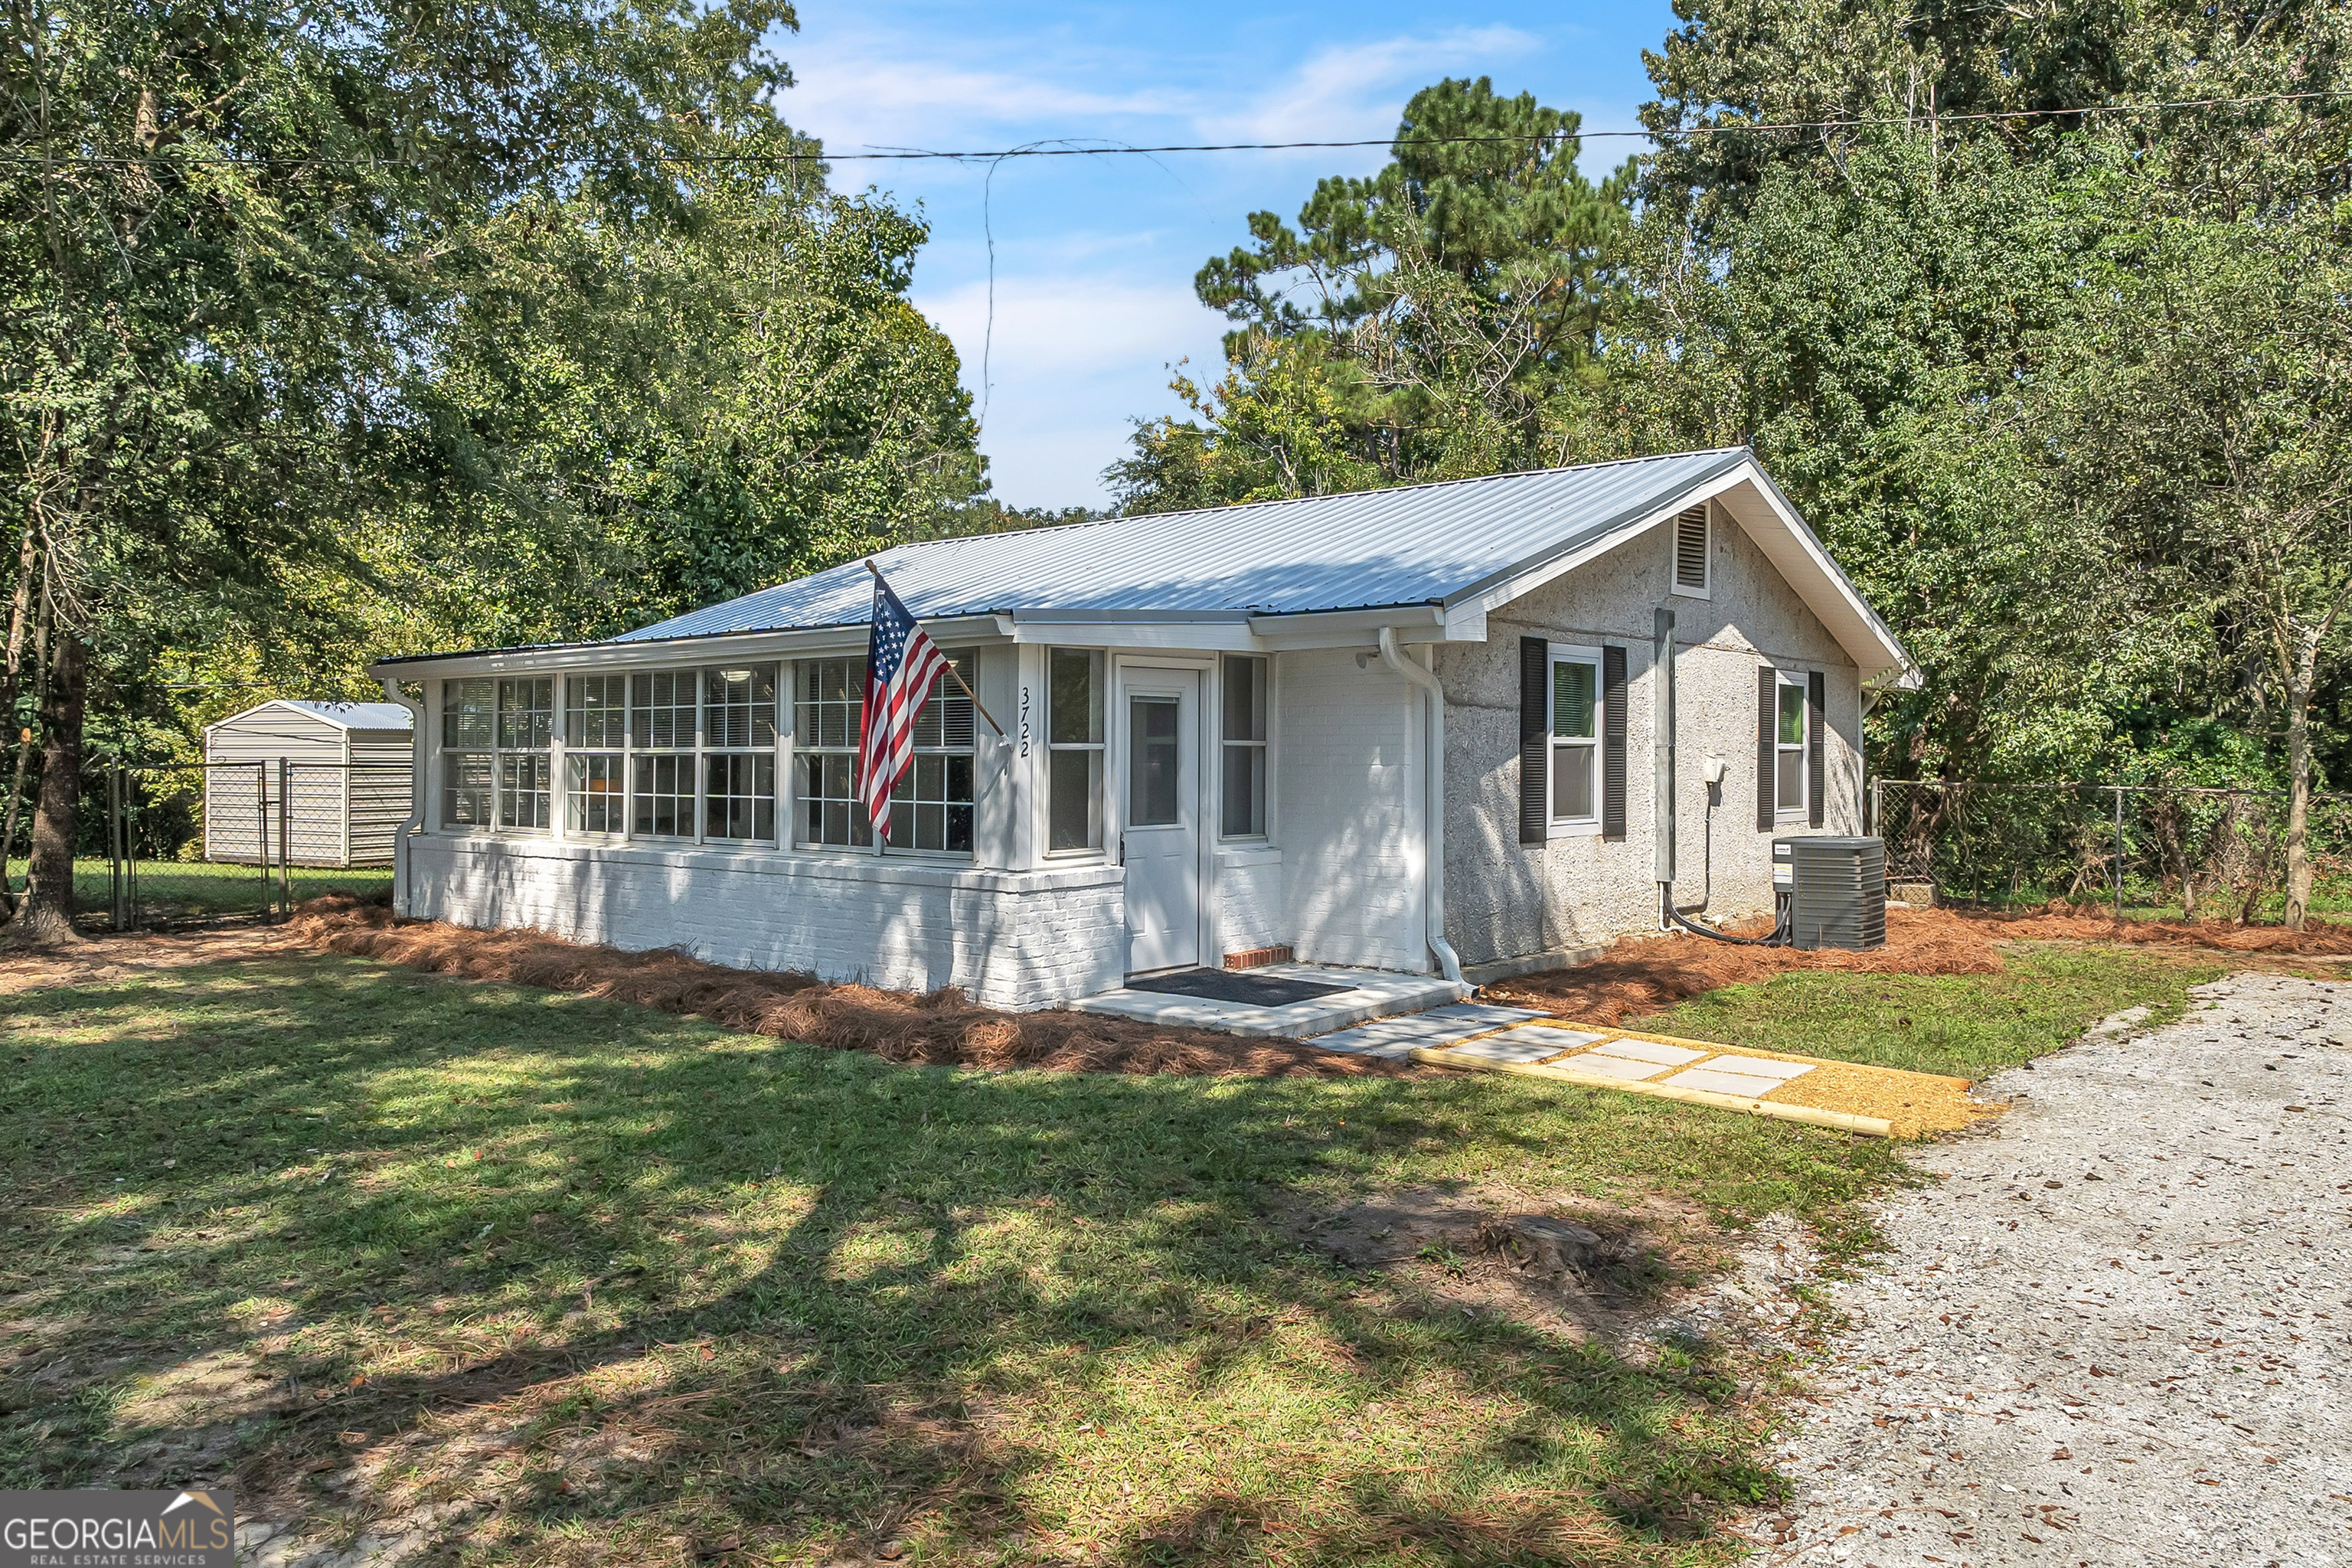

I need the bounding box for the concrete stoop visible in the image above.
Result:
[1068,963,1468,1040]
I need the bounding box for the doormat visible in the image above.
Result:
[1125,968,1356,1007]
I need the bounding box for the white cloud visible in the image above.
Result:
[1215,26,1544,145]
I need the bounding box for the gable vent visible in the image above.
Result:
[1673,504,1710,593]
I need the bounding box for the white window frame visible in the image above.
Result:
[1668,501,1713,599]
[1775,670,1810,818]
[1045,646,1106,857]
[1547,642,1603,837]
[1218,652,1269,841]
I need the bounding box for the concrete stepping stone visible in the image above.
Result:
[1311,1002,1542,1059]
[1704,1053,1815,1080]
[1558,1051,1674,1081]
[1661,1066,1790,1098]
[1446,1024,1604,1064]
[1583,1037,1707,1067]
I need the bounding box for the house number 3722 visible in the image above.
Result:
[1018,686,1032,758]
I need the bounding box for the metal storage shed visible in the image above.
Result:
[202,700,414,867]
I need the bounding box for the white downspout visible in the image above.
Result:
[1377,627,1465,992]
[380,676,425,917]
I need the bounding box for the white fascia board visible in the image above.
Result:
[997,609,1261,651]
[1245,603,1454,650]
[366,615,1011,681]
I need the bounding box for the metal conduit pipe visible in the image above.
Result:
[380,676,426,916]
[1377,626,1466,992]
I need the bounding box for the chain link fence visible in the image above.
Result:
[1870,779,2352,920]
[77,757,408,932]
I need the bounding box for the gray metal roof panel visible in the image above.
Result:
[280,700,414,730]
[609,448,1750,642]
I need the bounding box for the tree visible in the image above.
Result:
[1112,77,1634,513]
[0,0,771,936]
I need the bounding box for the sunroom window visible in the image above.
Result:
[564,673,627,835]
[704,665,778,842]
[1047,648,1104,852]
[1220,654,1267,838]
[629,670,696,838]
[439,677,550,831]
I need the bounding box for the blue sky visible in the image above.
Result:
[776,0,1679,509]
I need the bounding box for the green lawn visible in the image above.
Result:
[1647,945,2226,1081]
[8,858,393,925]
[0,945,2220,1563]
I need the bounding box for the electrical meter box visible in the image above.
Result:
[1772,836,1888,951]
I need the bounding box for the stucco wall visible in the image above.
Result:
[1437,508,1864,966]
[404,835,1127,1010]
[1274,648,1432,972]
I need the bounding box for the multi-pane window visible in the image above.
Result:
[439,678,550,831]
[630,670,696,838]
[1220,654,1267,838]
[565,674,627,834]
[1549,648,1600,827]
[794,658,871,849]
[496,677,554,829]
[1048,648,1104,853]
[889,655,975,852]
[441,678,495,828]
[704,665,778,842]
[1776,675,1809,814]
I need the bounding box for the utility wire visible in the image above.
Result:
[2,89,2344,168]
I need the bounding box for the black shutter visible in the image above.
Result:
[1808,670,1827,828]
[1519,636,1547,844]
[1756,665,1776,832]
[1601,644,1627,840]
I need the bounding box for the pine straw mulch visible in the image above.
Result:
[281,897,1409,1079]
[1485,906,2006,1026]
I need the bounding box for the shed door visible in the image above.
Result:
[1120,668,1200,973]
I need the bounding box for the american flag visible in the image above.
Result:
[858,567,949,838]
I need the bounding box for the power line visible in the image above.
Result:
[1,89,2342,168]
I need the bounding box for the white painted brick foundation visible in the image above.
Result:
[405,836,1126,1011]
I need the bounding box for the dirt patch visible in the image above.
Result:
[1287,1185,1713,1340]
[1487,906,2004,1025]
[0,925,299,995]
[283,898,1407,1079]
[1955,900,2352,955]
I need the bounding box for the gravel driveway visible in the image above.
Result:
[1753,970,2350,1566]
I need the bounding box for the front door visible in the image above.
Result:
[1121,668,1200,973]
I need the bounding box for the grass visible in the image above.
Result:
[1647,945,2228,1080]
[0,942,2219,1563]
[7,857,393,923]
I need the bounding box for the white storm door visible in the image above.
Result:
[1120,668,1200,973]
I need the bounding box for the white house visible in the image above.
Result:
[369,448,1916,1010]
[203,699,416,867]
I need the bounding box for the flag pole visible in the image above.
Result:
[866,560,1008,739]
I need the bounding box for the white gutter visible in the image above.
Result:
[379,677,426,916]
[1377,626,1466,992]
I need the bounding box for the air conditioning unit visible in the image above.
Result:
[1772,835,1888,951]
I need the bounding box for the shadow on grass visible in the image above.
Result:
[1,956,1892,1563]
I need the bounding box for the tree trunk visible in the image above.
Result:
[2283,641,2317,933]
[5,628,87,945]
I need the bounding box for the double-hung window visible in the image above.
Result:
[565,674,628,834]
[1047,648,1105,853]
[704,665,779,842]
[1547,645,1602,831]
[1220,654,1267,838]
[630,671,697,837]
[1775,674,1808,815]
[495,678,554,828]
[890,655,975,852]
[794,658,871,848]
[440,679,496,828]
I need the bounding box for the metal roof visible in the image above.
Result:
[612,448,1753,642]
[211,699,413,732]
